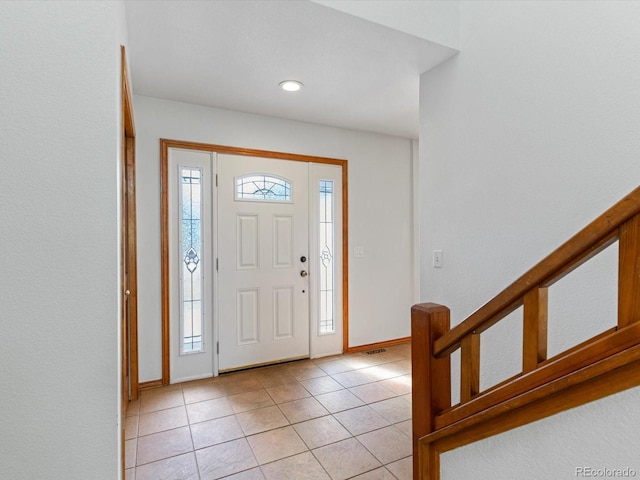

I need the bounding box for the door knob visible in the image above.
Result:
[300,270,308,277]
[125,289,131,296]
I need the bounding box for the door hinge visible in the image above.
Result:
[215,174,218,187]
[216,341,219,354]
[216,258,219,271]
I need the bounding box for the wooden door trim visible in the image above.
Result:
[121,45,138,405]
[160,138,349,384]
[125,135,139,401]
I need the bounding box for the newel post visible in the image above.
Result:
[412,303,451,480]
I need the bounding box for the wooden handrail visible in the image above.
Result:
[433,185,640,358]
[434,321,640,429]
[412,185,640,480]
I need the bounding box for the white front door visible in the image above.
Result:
[166,146,344,381]
[217,154,310,371]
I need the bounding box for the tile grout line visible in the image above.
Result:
[183,382,203,480]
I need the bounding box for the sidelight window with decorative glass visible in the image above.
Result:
[319,180,335,335]
[179,168,204,354]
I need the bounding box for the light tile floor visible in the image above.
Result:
[125,343,412,480]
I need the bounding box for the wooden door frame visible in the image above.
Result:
[121,46,139,405]
[160,139,349,384]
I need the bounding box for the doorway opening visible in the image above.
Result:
[160,140,348,384]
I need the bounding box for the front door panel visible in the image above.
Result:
[218,154,310,371]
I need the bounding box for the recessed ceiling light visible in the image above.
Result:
[279,80,303,92]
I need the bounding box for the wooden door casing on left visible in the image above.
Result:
[120,45,138,479]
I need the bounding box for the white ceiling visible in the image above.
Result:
[125,0,457,139]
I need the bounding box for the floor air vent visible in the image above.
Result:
[365,348,386,355]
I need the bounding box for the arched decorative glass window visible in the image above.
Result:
[235,174,292,202]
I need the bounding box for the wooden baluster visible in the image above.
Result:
[412,303,451,480]
[523,287,548,373]
[619,212,640,328]
[460,333,480,402]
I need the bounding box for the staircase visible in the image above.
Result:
[411,186,640,479]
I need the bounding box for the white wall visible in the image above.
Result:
[0,1,126,479]
[134,96,415,382]
[419,1,640,478]
[312,0,459,49]
[439,386,640,479]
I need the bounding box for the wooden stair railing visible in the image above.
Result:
[412,186,640,480]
